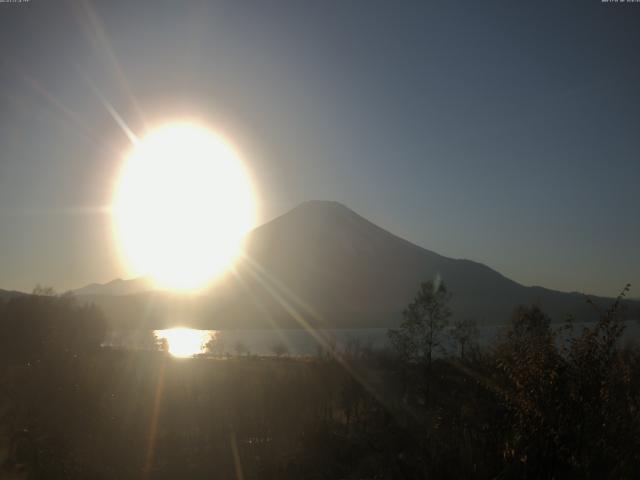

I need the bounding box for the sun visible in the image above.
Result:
[112,122,256,291]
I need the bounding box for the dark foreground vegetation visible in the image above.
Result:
[0,284,639,479]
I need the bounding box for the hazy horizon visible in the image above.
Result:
[1,198,637,299]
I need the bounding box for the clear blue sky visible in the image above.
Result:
[0,0,638,296]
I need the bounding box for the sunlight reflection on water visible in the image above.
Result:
[105,321,640,358]
[153,328,215,357]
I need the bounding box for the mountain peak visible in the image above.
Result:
[293,200,353,215]
[298,199,347,207]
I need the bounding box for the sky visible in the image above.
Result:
[0,0,638,297]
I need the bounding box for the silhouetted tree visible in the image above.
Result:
[0,286,106,364]
[450,318,478,361]
[205,333,226,357]
[138,329,163,351]
[32,284,57,297]
[343,335,375,360]
[159,337,170,353]
[495,305,563,476]
[559,284,638,475]
[2,280,639,479]
[388,279,452,369]
[494,289,640,477]
[271,342,289,358]
[234,340,249,357]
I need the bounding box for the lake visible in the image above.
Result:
[102,320,640,357]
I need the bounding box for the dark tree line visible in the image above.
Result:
[0,286,106,363]
[387,281,640,478]
[0,283,638,478]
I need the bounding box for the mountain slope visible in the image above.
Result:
[231,201,619,327]
[0,289,27,302]
[81,201,637,329]
[74,277,154,296]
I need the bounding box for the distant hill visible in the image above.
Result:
[75,201,639,330]
[73,277,154,296]
[0,289,27,302]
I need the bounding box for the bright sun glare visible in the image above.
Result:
[112,123,256,291]
[155,328,212,358]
